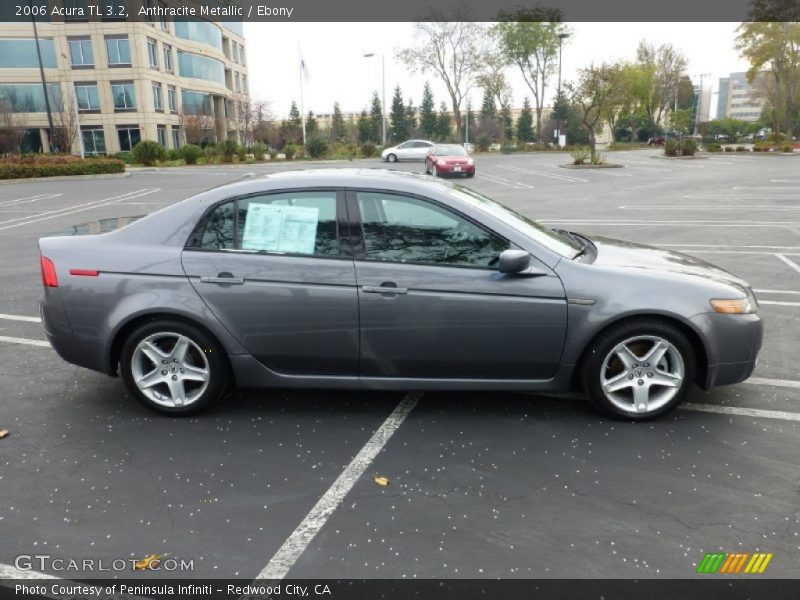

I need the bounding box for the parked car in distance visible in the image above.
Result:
[39,170,762,420]
[425,143,475,177]
[648,136,666,146]
[381,140,434,162]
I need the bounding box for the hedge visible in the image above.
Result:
[0,155,126,179]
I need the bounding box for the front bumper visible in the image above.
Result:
[690,312,763,388]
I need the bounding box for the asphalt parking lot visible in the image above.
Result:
[1,149,799,581]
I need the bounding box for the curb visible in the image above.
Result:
[559,163,624,169]
[650,155,709,160]
[0,172,130,185]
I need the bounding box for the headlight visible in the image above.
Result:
[710,294,757,314]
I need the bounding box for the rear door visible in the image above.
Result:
[411,141,433,159]
[349,190,567,380]
[182,189,359,376]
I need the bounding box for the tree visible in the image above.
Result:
[516,98,534,142]
[369,92,383,144]
[494,11,569,143]
[570,63,623,158]
[735,21,800,143]
[476,50,511,119]
[634,41,688,134]
[405,100,417,137]
[50,85,77,153]
[243,98,273,147]
[330,102,346,143]
[280,101,303,145]
[499,105,513,142]
[418,82,437,139]
[399,16,485,141]
[436,102,452,141]
[0,100,25,154]
[305,111,318,138]
[357,110,373,144]
[390,86,409,142]
[479,88,497,121]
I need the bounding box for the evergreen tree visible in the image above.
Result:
[357,110,373,144]
[369,92,383,144]
[280,100,303,144]
[516,98,534,143]
[390,86,409,143]
[464,103,477,141]
[419,82,437,139]
[405,99,417,137]
[436,101,452,141]
[499,105,514,142]
[288,101,301,127]
[480,89,496,122]
[330,102,346,143]
[306,110,318,138]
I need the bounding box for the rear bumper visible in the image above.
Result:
[438,164,475,175]
[690,312,763,388]
[41,291,110,375]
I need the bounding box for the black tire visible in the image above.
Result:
[120,319,229,416]
[581,319,696,420]
[387,153,397,163]
[466,172,475,178]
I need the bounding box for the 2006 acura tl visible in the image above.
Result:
[39,170,763,419]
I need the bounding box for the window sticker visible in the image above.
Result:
[241,203,319,254]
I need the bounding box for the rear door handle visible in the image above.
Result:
[200,275,244,285]
[361,285,408,295]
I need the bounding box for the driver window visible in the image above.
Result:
[356,192,508,268]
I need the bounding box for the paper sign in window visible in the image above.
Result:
[241,203,319,254]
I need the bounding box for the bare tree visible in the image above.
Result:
[244,98,274,146]
[0,100,25,155]
[399,14,486,142]
[50,86,78,154]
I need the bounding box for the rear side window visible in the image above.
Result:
[191,190,339,256]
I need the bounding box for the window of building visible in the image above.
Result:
[0,39,57,68]
[106,36,131,66]
[239,44,246,67]
[167,85,177,113]
[152,82,163,111]
[157,125,167,147]
[171,126,180,149]
[0,83,62,112]
[147,38,159,69]
[232,43,239,64]
[177,51,225,85]
[82,127,106,155]
[117,126,141,152]
[68,38,94,67]
[182,90,213,116]
[174,21,223,51]
[234,73,240,92]
[75,83,100,111]
[242,75,248,94]
[111,82,136,110]
[162,44,173,72]
[158,1,169,30]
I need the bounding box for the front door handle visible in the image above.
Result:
[362,284,408,295]
[200,273,244,285]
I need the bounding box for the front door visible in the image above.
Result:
[350,190,568,380]
[182,189,359,376]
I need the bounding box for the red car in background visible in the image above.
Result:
[425,144,475,177]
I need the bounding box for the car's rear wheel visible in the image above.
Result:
[581,320,696,420]
[466,171,475,178]
[387,153,397,163]
[120,320,228,416]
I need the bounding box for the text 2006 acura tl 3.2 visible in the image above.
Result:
[39,169,763,419]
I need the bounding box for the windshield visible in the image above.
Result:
[448,186,582,258]
[436,144,468,156]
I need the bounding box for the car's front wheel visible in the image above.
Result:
[120,319,229,416]
[581,319,696,420]
[386,153,397,163]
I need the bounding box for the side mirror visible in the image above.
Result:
[498,249,531,274]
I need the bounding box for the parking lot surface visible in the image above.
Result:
[1,150,799,580]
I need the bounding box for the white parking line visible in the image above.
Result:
[682,403,800,422]
[539,219,793,227]
[0,193,62,207]
[0,313,42,323]
[759,300,800,307]
[0,188,160,231]
[746,377,800,390]
[754,289,800,295]
[0,562,58,579]
[774,253,800,274]
[257,391,422,580]
[498,164,588,183]
[0,335,50,347]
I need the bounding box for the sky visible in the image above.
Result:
[243,22,751,120]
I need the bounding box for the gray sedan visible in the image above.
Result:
[39,169,763,419]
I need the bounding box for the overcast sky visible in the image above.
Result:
[243,22,750,120]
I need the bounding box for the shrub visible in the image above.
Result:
[295,145,306,160]
[113,152,135,164]
[736,146,747,152]
[236,144,248,161]
[724,146,734,152]
[570,145,590,165]
[476,134,492,152]
[203,145,219,163]
[219,139,238,163]
[306,137,328,159]
[0,155,125,179]
[132,140,166,166]
[681,139,697,156]
[501,143,514,154]
[782,144,794,153]
[166,148,180,161]
[664,139,678,157]
[251,142,267,161]
[268,148,278,160]
[590,151,605,165]
[704,141,722,152]
[179,144,202,165]
[284,144,297,160]
[359,142,376,158]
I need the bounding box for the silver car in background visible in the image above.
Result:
[39,170,763,419]
[381,140,434,162]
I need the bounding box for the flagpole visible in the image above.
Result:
[298,44,307,145]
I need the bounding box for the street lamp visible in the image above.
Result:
[62,52,84,158]
[363,52,386,146]
[556,32,570,147]
[693,73,710,137]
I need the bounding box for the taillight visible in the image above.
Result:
[40,256,58,287]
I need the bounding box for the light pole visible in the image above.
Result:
[556,32,570,147]
[363,52,386,146]
[30,0,56,152]
[62,53,84,158]
[693,73,710,137]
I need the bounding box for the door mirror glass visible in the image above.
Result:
[498,249,531,274]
